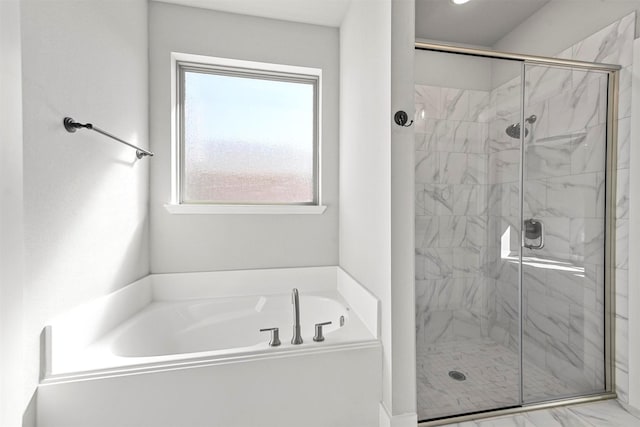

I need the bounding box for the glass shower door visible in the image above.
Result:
[521,63,608,403]
[414,50,524,421]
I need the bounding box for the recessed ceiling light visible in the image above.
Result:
[451,0,471,4]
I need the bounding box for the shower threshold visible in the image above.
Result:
[418,393,617,426]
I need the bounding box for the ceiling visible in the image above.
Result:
[153,0,351,27]
[156,0,552,38]
[416,0,551,47]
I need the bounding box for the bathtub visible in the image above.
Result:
[111,293,366,355]
[38,266,381,427]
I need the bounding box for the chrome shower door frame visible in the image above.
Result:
[414,41,620,427]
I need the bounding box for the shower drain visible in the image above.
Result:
[448,370,466,381]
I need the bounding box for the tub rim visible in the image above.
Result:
[41,266,380,382]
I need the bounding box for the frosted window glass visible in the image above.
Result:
[182,70,316,204]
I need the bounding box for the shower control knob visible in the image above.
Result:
[313,321,332,342]
[259,327,281,347]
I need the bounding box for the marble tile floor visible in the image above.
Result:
[437,400,640,426]
[418,339,575,420]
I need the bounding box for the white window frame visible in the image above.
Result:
[166,52,326,215]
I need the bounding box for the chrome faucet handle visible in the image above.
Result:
[259,327,281,347]
[313,321,332,342]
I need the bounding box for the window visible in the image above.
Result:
[169,53,323,213]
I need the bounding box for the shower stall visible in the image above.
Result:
[414,44,618,424]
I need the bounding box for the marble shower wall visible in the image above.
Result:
[415,84,492,350]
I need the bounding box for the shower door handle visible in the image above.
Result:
[523,219,544,250]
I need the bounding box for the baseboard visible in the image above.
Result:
[379,403,417,427]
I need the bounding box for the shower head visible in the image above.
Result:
[506,123,527,138]
[505,115,537,139]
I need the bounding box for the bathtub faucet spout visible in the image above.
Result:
[291,288,303,344]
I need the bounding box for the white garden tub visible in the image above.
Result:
[110,293,350,357]
[38,267,381,427]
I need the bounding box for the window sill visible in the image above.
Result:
[164,204,327,215]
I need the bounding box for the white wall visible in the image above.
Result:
[0,1,25,425]
[20,0,149,415]
[414,47,493,90]
[149,2,340,273]
[340,2,418,422]
[390,0,418,422]
[339,0,394,419]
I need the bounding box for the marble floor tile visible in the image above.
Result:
[436,400,640,427]
[417,339,575,421]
